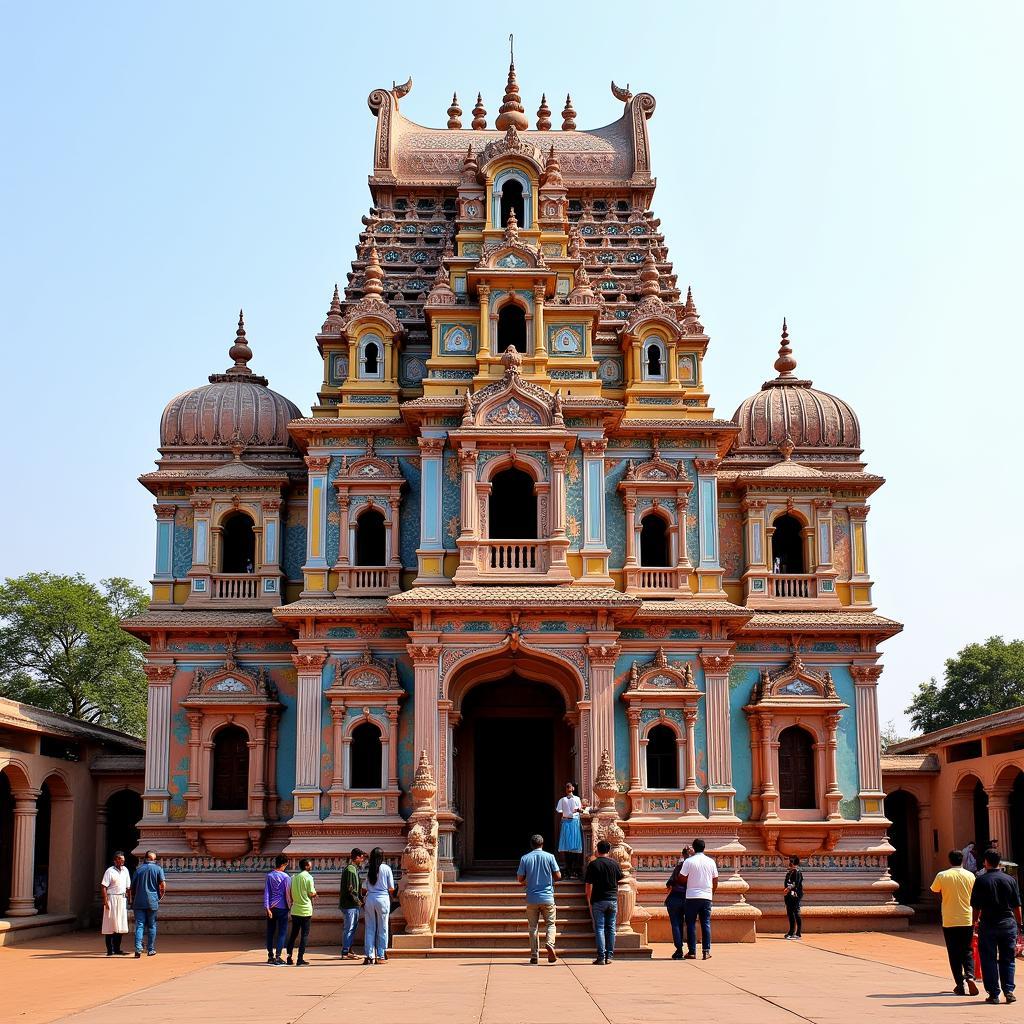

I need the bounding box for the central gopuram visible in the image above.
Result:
[126,59,906,940]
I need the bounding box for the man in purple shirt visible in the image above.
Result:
[264,855,291,965]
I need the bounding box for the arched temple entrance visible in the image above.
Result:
[452,673,574,872]
[884,789,922,904]
[105,789,143,874]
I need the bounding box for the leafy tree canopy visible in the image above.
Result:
[906,636,1024,734]
[0,573,149,736]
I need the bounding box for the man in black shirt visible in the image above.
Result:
[971,849,1022,1004]
[584,840,623,965]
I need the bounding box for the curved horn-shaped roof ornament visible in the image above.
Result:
[392,76,413,99]
[611,80,633,103]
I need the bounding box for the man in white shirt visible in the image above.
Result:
[680,838,719,960]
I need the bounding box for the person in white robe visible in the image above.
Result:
[101,851,132,955]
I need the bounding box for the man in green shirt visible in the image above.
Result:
[339,847,366,959]
[286,858,317,966]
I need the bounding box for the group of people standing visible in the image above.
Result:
[99,850,166,957]
[262,847,395,966]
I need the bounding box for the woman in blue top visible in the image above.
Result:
[360,847,395,965]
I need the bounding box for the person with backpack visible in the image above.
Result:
[783,856,804,940]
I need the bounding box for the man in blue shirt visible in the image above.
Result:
[517,834,561,964]
[132,850,167,957]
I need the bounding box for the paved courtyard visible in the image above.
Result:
[2,930,1011,1024]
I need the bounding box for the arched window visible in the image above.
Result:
[489,467,537,539]
[350,721,383,789]
[355,508,387,566]
[360,337,382,379]
[646,724,678,789]
[778,726,816,809]
[771,514,805,574]
[211,725,250,810]
[500,178,525,227]
[221,512,256,573]
[497,303,527,354]
[639,514,671,567]
[643,338,666,380]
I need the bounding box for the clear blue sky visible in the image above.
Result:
[2,2,1021,731]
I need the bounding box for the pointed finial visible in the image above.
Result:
[639,245,660,296]
[774,317,797,378]
[471,92,487,130]
[226,309,253,374]
[536,93,552,131]
[561,94,576,131]
[683,285,697,315]
[495,43,528,131]
[363,242,385,298]
[541,144,563,187]
[320,283,344,335]
[461,143,479,183]
[329,283,341,313]
[447,92,462,129]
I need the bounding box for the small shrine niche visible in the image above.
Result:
[324,649,405,823]
[623,648,704,818]
[743,656,848,825]
[179,647,282,859]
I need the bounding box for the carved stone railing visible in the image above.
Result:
[481,539,547,573]
[395,751,439,947]
[334,566,401,597]
[770,574,816,599]
[211,574,261,600]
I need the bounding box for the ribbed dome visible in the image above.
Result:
[732,320,861,451]
[159,312,301,449]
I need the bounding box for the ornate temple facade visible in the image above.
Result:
[125,63,905,939]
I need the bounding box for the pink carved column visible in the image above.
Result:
[291,650,327,822]
[683,707,700,814]
[457,448,479,538]
[825,712,843,820]
[586,641,621,783]
[328,705,345,815]
[758,713,779,821]
[627,709,642,792]
[700,654,737,818]
[988,791,1012,855]
[623,497,637,567]
[851,664,885,817]
[408,640,442,774]
[388,497,402,570]
[387,708,400,790]
[184,711,203,820]
[549,447,568,539]
[142,662,175,822]
[336,496,351,567]
[7,791,40,916]
[252,711,268,819]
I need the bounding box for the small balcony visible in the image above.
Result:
[484,540,545,572]
[623,565,688,598]
[744,571,840,609]
[769,573,817,599]
[335,566,401,597]
[185,572,281,609]
[212,574,261,600]
[452,537,572,585]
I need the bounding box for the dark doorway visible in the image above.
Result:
[778,726,815,809]
[454,676,572,871]
[771,515,804,574]
[497,304,527,354]
[355,509,387,566]
[974,781,990,847]
[640,515,670,567]
[211,725,250,810]
[350,722,383,789]
[1010,773,1024,865]
[33,783,51,913]
[646,724,678,788]
[489,467,536,539]
[106,790,142,873]
[0,772,13,915]
[221,512,256,573]
[500,179,525,228]
[885,789,922,904]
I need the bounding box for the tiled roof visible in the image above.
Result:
[880,753,940,773]
[90,754,146,774]
[388,586,640,608]
[0,697,144,749]
[273,598,392,618]
[740,611,904,636]
[636,599,751,619]
[122,611,283,631]
[888,704,1024,754]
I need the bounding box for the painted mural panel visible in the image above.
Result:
[719,510,744,580]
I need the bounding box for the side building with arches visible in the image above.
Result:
[0,698,143,944]
[122,63,905,943]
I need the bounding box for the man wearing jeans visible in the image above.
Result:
[681,838,718,960]
[971,849,1022,1004]
[930,849,978,996]
[517,834,561,964]
[584,839,622,965]
[339,848,366,960]
[131,851,166,958]
[263,855,291,965]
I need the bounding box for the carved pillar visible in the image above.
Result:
[184,711,203,820]
[142,662,175,821]
[267,715,280,820]
[825,712,843,820]
[6,792,40,916]
[758,713,779,821]
[416,437,448,584]
[683,707,700,814]
[388,497,402,569]
[387,708,400,790]
[291,650,327,821]
[252,711,268,819]
[627,709,642,793]
[988,791,1012,855]
[152,503,176,583]
[851,664,885,817]
[457,448,479,538]
[700,653,737,818]
[533,283,547,368]
[580,438,611,581]
[477,285,491,357]
[328,705,345,814]
[623,496,637,567]
[301,456,332,597]
[408,641,442,774]
[693,458,724,595]
[336,496,351,567]
[586,641,621,783]
[549,447,568,539]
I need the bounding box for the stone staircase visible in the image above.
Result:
[391,878,652,959]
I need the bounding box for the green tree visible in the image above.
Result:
[0,573,149,736]
[906,636,1024,733]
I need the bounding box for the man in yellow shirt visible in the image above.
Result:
[931,849,979,996]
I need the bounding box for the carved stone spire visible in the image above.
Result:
[504,207,520,244]
[363,242,385,298]
[683,285,698,318]
[495,56,529,131]
[226,309,254,374]
[536,93,552,131]
[639,246,660,296]
[471,92,487,130]
[426,257,455,306]
[320,283,344,335]
[447,92,462,129]
[461,144,479,183]
[541,145,563,187]
[773,317,797,379]
[561,94,577,131]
